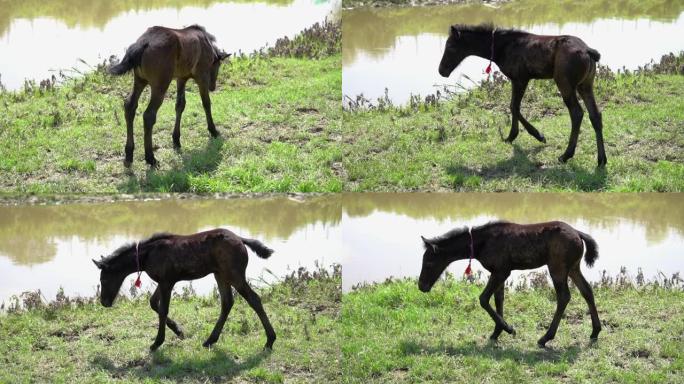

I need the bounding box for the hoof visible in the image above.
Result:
[202,339,216,348]
[149,343,161,352]
[504,325,516,335]
[123,159,133,168]
[177,332,185,340]
[537,339,548,349]
[538,134,547,143]
[264,338,275,351]
[146,159,158,168]
[558,155,570,163]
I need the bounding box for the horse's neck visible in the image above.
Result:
[468,32,496,61]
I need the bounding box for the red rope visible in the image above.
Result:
[485,28,496,75]
[134,242,142,288]
[465,228,474,276]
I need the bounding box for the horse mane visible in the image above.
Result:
[425,220,509,249]
[450,23,527,36]
[101,232,174,265]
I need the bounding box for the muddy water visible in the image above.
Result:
[0,0,337,90]
[341,193,684,291]
[0,196,341,303]
[342,0,684,104]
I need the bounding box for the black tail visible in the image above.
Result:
[587,47,601,62]
[577,230,599,267]
[241,238,274,259]
[108,41,148,75]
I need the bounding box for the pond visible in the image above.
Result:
[0,196,341,304]
[342,0,684,104]
[341,193,684,291]
[0,0,337,90]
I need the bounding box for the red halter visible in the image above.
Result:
[465,228,474,276]
[134,242,142,288]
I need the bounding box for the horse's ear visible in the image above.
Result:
[421,236,437,252]
[93,259,103,269]
[450,25,459,38]
[218,51,230,61]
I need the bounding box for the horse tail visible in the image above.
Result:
[108,41,148,75]
[577,230,599,267]
[587,47,601,62]
[241,237,274,259]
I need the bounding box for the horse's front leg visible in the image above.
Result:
[489,286,506,341]
[150,283,173,351]
[479,272,514,336]
[198,81,220,138]
[149,287,184,338]
[173,78,188,150]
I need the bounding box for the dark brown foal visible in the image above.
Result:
[109,25,230,167]
[419,221,601,348]
[439,24,607,167]
[93,229,276,351]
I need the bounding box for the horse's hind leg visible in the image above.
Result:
[142,80,171,167]
[555,69,585,164]
[489,285,506,341]
[578,79,607,167]
[150,287,184,338]
[235,281,276,350]
[480,272,515,337]
[172,78,188,150]
[198,82,220,138]
[569,266,601,341]
[538,270,571,348]
[203,274,235,348]
[123,75,147,167]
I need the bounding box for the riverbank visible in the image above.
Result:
[342,0,507,10]
[342,53,684,192]
[0,266,341,383]
[342,275,684,383]
[0,20,342,195]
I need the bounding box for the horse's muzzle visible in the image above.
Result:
[418,280,431,293]
[101,298,113,307]
[438,66,451,78]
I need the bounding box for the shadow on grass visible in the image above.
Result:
[91,347,269,381]
[399,339,582,365]
[117,137,224,193]
[446,143,607,191]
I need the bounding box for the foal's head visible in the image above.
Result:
[209,49,231,92]
[92,244,136,307]
[438,24,492,77]
[418,228,470,292]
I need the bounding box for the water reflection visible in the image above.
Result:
[341,193,684,290]
[342,0,684,103]
[0,0,336,90]
[0,196,341,302]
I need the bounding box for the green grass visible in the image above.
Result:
[0,23,342,195]
[342,277,684,383]
[0,268,341,383]
[342,58,684,192]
